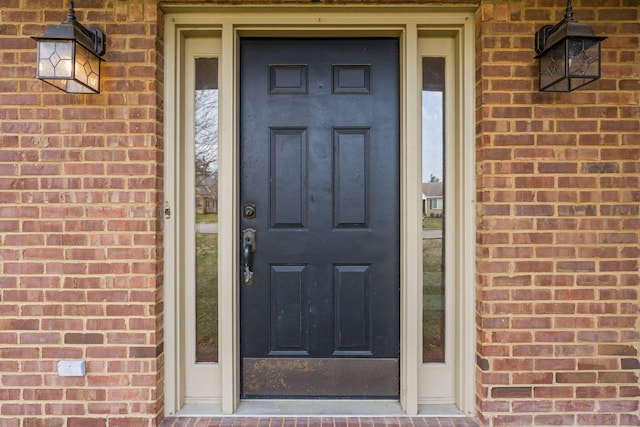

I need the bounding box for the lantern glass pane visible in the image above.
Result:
[38,41,55,58]
[36,42,55,76]
[568,38,601,78]
[64,80,95,94]
[36,40,73,79]
[539,42,569,92]
[74,44,90,83]
[54,42,73,78]
[87,56,100,92]
[73,42,101,93]
[44,78,70,92]
[37,52,56,77]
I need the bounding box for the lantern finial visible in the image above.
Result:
[67,2,77,23]
[564,0,574,21]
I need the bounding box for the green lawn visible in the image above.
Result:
[196,213,218,224]
[423,237,444,363]
[196,232,218,362]
[422,216,443,230]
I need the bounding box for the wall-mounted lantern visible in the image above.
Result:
[535,0,606,92]
[32,1,106,94]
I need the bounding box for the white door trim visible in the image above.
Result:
[163,5,476,417]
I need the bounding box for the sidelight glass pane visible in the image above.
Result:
[422,57,445,363]
[194,58,219,363]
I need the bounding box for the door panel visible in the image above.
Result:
[240,38,399,398]
[270,128,308,228]
[334,264,370,354]
[334,129,369,227]
[270,264,308,355]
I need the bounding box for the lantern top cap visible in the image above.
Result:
[535,0,606,57]
[31,1,106,58]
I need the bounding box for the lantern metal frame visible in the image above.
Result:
[32,1,106,94]
[534,0,606,92]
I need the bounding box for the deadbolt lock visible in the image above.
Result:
[243,204,256,219]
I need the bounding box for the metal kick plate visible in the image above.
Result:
[242,358,399,397]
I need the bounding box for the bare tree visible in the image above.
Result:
[194,89,218,181]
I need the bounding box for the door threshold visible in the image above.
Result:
[177,401,465,417]
[236,400,404,416]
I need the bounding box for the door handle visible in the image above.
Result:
[242,228,256,286]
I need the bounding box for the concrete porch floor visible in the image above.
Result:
[159,417,481,427]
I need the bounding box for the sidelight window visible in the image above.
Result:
[194,58,219,363]
[168,36,224,408]
[422,56,446,363]
[418,33,473,408]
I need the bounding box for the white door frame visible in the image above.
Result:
[163,5,476,417]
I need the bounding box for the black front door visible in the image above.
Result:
[240,39,400,398]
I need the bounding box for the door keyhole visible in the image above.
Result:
[243,204,256,219]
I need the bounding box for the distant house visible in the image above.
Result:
[422,182,443,217]
[195,172,218,215]
[195,184,217,215]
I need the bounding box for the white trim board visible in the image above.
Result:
[163,5,476,418]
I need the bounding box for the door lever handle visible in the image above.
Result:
[242,228,256,286]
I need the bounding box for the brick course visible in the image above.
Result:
[1,0,164,426]
[476,0,639,426]
[0,0,638,426]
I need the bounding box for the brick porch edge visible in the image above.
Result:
[159,417,481,427]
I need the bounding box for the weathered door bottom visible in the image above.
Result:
[242,358,399,397]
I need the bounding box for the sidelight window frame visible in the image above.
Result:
[163,5,475,417]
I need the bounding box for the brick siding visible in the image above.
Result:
[476,0,639,425]
[0,0,638,426]
[0,0,164,426]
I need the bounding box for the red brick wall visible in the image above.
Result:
[0,0,638,426]
[476,0,639,425]
[0,0,164,426]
